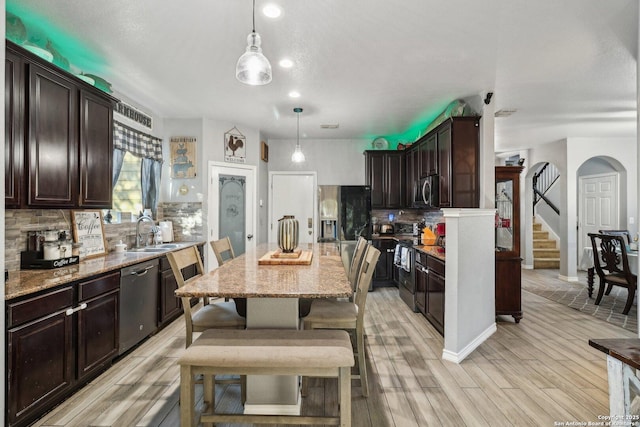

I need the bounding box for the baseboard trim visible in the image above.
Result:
[442,323,497,364]
[522,264,534,270]
[559,274,579,282]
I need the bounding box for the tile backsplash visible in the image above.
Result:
[372,208,444,229]
[5,202,203,271]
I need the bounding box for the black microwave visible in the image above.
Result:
[413,175,439,208]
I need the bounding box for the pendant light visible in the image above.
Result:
[291,107,305,163]
[236,0,272,85]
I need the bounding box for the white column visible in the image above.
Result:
[441,208,497,363]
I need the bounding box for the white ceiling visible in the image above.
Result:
[7,0,639,152]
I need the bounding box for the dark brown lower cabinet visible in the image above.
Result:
[77,272,120,379]
[372,239,396,286]
[425,255,445,336]
[415,251,427,314]
[7,272,120,427]
[158,256,183,327]
[495,257,522,322]
[7,286,74,427]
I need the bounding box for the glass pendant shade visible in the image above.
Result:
[236,31,272,85]
[291,145,305,163]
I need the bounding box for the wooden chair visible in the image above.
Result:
[588,233,637,315]
[599,229,632,244]
[211,236,245,310]
[210,236,235,265]
[166,246,245,347]
[348,237,369,294]
[302,245,381,396]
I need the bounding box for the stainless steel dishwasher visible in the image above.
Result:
[119,259,159,355]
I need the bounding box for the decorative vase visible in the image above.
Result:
[278,215,299,253]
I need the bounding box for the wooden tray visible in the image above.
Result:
[259,250,313,265]
[270,248,302,259]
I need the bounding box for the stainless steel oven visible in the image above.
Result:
[394,240,416,312]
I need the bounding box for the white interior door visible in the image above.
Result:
[208,161,256,271]
[578,172,619,255]
[269,172,317,245]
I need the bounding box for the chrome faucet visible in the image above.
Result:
[136,214,155,248]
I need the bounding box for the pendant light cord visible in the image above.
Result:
[252,0,256,33]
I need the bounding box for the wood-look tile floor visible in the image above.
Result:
[32,269,635,427]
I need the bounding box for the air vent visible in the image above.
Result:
[320,124,339,129]
[495,109,517,117]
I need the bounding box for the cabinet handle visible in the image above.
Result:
[66,303,87,316]
[131,266,154,276]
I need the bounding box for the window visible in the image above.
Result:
[112,151,143,216]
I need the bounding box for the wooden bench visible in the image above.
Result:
[178,328,354,426]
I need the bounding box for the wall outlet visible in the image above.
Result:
[630,217,635,225]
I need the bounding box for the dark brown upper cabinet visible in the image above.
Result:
[5,41,118,209]
[5,49,24,208]
[365,150,405,209]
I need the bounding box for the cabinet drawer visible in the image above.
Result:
[7,286,74,328]
[427,255,445,277]
[78,272,120,302]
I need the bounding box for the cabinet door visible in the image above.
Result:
[426,271,445,336]
[7,311,74,426]
[385,152,405,208]
[27,63,78,207]
[372,240,394,283]
[77,274,119,380]
[5,49,24,208]
[366,152,385,208]
[420,134,437,177]
[415,265,427,315]
[159,268,182,326]
[79,90,113,208]
[437,124,452,207]
[405,149,418,207]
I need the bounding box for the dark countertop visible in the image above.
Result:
[5,241,205,301]
[589,338,640,370]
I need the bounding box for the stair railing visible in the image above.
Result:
[533,162,560,215]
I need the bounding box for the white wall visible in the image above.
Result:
[524,137,637,280]
[267,138,370,185]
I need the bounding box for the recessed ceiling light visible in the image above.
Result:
[279,58,293,68]
[289,91,301,98]
[320,124,339,129]
[262,4,282,18]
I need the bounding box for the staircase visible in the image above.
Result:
[533,220,560,269]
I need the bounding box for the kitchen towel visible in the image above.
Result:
[401,247,411,272]
[394,244,402,265]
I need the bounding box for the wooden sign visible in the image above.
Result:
[71,210,107,258]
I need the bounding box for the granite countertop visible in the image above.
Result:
[5,241,205,301]
[176,243,352,299]
[414,245,446,261]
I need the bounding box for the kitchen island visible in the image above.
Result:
[175,242,351,416]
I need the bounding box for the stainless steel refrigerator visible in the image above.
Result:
[318,185,371,248]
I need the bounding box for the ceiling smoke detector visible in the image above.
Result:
[320,124,339,129]
[495,109,517,117]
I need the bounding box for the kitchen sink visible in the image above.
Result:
[129,243,191,252]
[130,247,167,252]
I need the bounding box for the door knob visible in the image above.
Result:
[247,234,253,240]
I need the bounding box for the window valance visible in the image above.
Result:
[114,121,163,162]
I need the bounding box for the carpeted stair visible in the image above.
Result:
[533,220,560,269]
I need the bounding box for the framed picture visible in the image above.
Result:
[261,141,269,162]
[224,126,246,164]
[170,137,197,178]
[71,210,107,258]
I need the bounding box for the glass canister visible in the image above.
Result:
[278,215,299,253]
